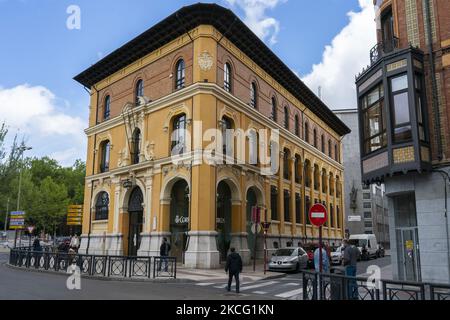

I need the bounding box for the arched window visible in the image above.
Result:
[250,82,257,108]
[335,144,339,162]
[294,154,301,183]
[322,169,327,193]
[95,192,109,220]
[224,63,232,92]
[336,176,341,198]
[271,186,278,220]
[304,160,311,188]
[313,129,318,148]
[172,114,187,155]
[131,128,141,165]
[135,79,144,105]
[271,97,277,122]
[175,59,185,90]
[284,107,289,130]
[321,135,325,153]
[283,149,290,180]
[221,116,233,157]
[305,121,309,143]
[99,140,111,173]
[314,165,320,191]
[104,95,111,120]
[328,139,332,158]
[295,114,300,137]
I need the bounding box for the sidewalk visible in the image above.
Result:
[176,261,286,282]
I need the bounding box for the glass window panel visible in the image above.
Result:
[419,126,425,141]
[393,92,410,125]
[394,125,412,142]
[367,88,380,106]
[416,95,423,124]
[391,74,408,92]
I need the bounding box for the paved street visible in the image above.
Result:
[0,252,391,300]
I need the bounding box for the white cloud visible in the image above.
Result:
[302,0,377,110]
[0,84,86,166]
[225,0,286,45]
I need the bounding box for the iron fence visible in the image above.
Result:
[9,248,176,280]
[302,270,450,301]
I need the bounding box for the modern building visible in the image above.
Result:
[74,3,350,269]
[335,109,390,248]
[355,0,450,282]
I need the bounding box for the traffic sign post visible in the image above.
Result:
[309,204,328,274]
[251,207,263,272]
[261,221,271,274]
[10,211,26,249]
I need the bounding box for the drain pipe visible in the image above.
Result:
[424,0,443,160]
[433,169,450,281]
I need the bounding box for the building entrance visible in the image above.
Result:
[170,180,190,263]
[128,187,143,257]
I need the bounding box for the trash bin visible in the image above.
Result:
[329,267,346,300]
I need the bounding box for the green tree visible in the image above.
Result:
[27,177,68,235]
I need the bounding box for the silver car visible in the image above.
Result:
[268,247,309,272]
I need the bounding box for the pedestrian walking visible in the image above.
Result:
[343,239,360,299]
[225,248,243,294]
[159,237,171,272]
[69,234,79,253]
[32,237,43,268]
[314,243,330,273]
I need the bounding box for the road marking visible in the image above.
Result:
[252,291,268,295]
[196,283,216,286]
[214,281,253,289]
[284,282,300,286]
[240,281,278,291]
[275,288,303,298]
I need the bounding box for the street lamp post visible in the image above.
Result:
[14,146,32,248]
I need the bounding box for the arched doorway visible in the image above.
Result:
[246,187,258,259]
[170,180,190,263]
[217,181,232,262]
[128,187,143,256]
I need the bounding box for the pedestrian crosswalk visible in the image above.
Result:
[195,279,304,299]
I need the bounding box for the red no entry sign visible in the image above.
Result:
[309,203,328,227]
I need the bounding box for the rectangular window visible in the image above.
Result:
[284,190,290,222]
[364,202,372,209]
[305,196,311,225]
[390,74,412,143]
[363,192,371,200]
[364,212,372,219]
[295,193,301,223]
[362,84,387,155]
[271,187,278,220]
[415,74,427,142]
[365,221,373,228]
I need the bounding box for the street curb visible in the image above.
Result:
[4,263,195,284]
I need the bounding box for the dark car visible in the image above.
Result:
[56,237,71,253]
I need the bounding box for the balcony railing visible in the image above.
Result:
[370,36,400,64]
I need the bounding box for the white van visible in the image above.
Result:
[349,234,378,260]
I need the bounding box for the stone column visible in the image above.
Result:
[108,178,124,255]
[278,151,285,236]
[138,175,154,256]
[290,156,296,236]
[230,201,250,264]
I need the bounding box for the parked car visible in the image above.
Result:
[56,237,71,253]
[349,234,379,260]
[268,247,309,272]
[330,245,344,265]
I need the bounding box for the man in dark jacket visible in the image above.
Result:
[225,248,243,293]
[159,237,171,272]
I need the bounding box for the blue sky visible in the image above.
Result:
[0,0,376,166]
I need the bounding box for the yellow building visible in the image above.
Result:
[74,4,350,268]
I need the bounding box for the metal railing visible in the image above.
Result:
[9,248,176,279]
[370,36,400,64]
[302,270,450,301]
